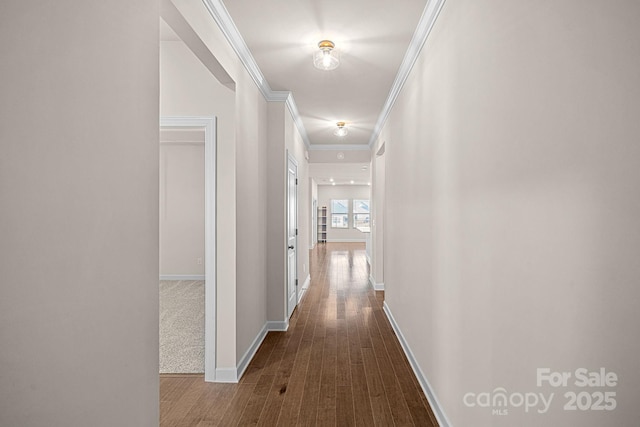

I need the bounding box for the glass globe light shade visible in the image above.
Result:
[313,40,340,71]
[334,122,348,137]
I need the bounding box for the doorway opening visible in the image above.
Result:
[159,117,216,380]
[160,0,235,380]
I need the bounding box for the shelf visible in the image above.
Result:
[317,206,327,243]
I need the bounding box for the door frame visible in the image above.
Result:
[312,198,317,248]
[160,116,217,381]
[286,151,298,319]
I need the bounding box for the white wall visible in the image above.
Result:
[166,0,275,372]
[380,0,640,425]
[0,1,159,425]
[370,149,385,287]
[317,185,371,242]
[159,129,205,277]
[169,0,312,361]
[234,69,269,361]
[266,103,287,323]
[266,102,311,323]
[159,33,242,370]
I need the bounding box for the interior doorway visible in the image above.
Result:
[159,117,216,380]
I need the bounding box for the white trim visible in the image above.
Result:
[368,276,384,291]
[214,368,237,383]
[367,0,447,148]
[160,116,217,382]
[287,151,299,319]
[298,274,311,303]
[215,320,288,383]
[200,0,264,89]
[297,288,307,304]
[383,301,451,427]
[200,0,311,148]
[284,95,311,148]
[267,320,289,332]
[236,323,268,380]
[159,275,205,281]
[326,238,366,243]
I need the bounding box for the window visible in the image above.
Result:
[353,199,370,229]
[331,199,349,228]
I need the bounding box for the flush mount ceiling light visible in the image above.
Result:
[334,121,348,137]
[313,40,340,71]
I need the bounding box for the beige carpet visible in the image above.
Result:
[159,280,204,373]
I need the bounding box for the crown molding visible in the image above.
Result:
[201,0,264,89]
[284,94,311,147]
[268,91,289,102]
[367,0,447,148]
[201,0,446,151]
[201,0,311,148]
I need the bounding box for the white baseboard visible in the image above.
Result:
[369,276,384,291]
[383,301,451,427]
[159,274,205,281]
[236,323,268,380]
[326,238,366,243]
[216,322,270,383]
[215,310,298,383]
[215,319,290,383]
[214,368,238,383]
[266,320,289,331]
[297,288,307,304]
[298,274,310,303]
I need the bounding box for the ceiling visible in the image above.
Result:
[309,163,371,186]
[221,0,429,149]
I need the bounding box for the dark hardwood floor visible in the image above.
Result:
[160,242,438,426]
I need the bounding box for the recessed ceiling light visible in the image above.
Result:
[350,180,354,184]
[329,178,334,182]
[332,182,336,186]
[313,40,340,71]
[337,152,345,160]
[368,182,371,186]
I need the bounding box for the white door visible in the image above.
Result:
[287,154,298,318]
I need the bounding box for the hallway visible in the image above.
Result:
[160,243,437,426]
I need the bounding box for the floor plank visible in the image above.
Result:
[160,242,438,426]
